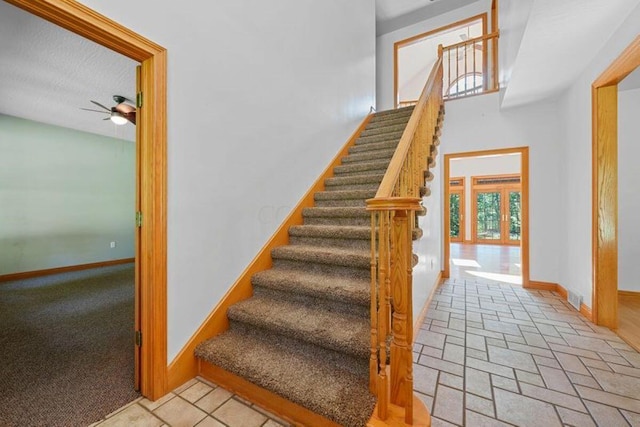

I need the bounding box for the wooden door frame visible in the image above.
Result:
[592,36,640,328]
[444,147,529,286]
[6,0,168,399]
[449,177,466,242]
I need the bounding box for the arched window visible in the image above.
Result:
[447,73,484,97]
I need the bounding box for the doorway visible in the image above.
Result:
[444,147,529,286]
[592,36,640,334]
[7,0,168,400]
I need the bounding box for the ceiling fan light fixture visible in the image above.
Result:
[110,111,128,125]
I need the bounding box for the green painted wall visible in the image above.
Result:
[0,114,135,275]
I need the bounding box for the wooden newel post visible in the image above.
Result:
[389,208,413,419]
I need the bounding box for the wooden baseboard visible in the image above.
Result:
[619,290,640,297]
[414,271,444,341]
[166,114,374,392]
[0,258,135,283]
[199,361,341,427]
[527,281,594,322]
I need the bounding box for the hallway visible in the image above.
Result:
[414,278,640,426]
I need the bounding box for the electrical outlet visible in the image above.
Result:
[110,241,116,249]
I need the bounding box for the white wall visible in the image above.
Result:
[441,92,563,283]
[0,114,134,274]
[450,154,521,239]
[414,149,443,320]
[559,4,640,307]
[376,0,491,111]
[75,0,376,361]
[618,88,640,292]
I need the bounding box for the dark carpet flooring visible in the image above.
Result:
[0,263,140,427]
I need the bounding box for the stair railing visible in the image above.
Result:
[440,31,500,100]
[366,57,443,423]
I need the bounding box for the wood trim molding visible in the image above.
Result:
[166,115,374,391]
[619,290,640,297]
[394,13,487,108]
[199,361,342,427]
[0,258,135,283]
[443,147,529,286]
[413,271,444,341]
[528,282,593,322]
[6,0,169,399]
[591,36,640,330]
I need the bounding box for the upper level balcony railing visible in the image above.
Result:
[439,31,499,101]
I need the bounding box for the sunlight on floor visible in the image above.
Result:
[466,270,522,285]
[451,258,481,268]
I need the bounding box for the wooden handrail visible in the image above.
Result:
[441,30,499,52]
[366,57,444,424]
[375,57,443,199]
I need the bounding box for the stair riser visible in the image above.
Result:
[354,133,403,145]
[272,259,370,281]
[333,162,389,175]
[371,106,414,119]
[365,115,412,129]
[303,216,371,226]
[348,141,397,154]
[252,286,369,319]
[314,199,367,208]
[359,124,407,138]
[324,176,384,187]
[324,182,381,191]
[289,235,370,251]
[341,151,395,164]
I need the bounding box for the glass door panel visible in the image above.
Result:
[476,191,501,242]
[450,191,463,242]
[508,190,521,242]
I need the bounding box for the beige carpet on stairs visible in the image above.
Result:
[195,106,420,427]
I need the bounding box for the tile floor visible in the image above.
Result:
[96,278,640,427]
[416,278,640,427]
[91,377,290,427]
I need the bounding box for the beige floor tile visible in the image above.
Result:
[584,400,631,427]
[173,378,199,395]
[195,416,225,427]
[195,387,233,413]
[97,404,163,427]
[465,410,512,426]
[139,393,176,411]
[180,381,214,403]
[212,398,267,427]
[494,388,562,427]
[433,385,463,425]
[556,407,596,427]
[153,396,207,426]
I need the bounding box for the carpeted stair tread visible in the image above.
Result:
[227,295,369,358]
[314,189,377,201]
[271,245,370,269]
[359,123,407,138]
[365,115,414,129]
[354,132,404,146]
[303,206,369,218]
[289,224,370,240]
[333,159,391,175]
[370,105,414,118]
[341,149,396,164]
[349,139,400,154]
[195,328,376,427]
[325,173,385,187]
[251,268,369,307]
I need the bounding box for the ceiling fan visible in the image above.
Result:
[81,95,136,125]
[454,34,483,60]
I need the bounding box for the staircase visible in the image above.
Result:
[195,106,417,427]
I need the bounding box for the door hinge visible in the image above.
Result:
[136,92,143,109]
[136,211,143,227]
[135,330,142,346]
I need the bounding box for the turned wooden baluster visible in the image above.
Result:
[369,212,378,394]
[377,211,391,419]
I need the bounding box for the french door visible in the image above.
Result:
[472,176,521,245]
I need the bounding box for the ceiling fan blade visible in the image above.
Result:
[125,111,136,125]
[115,103,136,114]
[90,100,112,111]
[103,117,111,121]
[81,108,110,114]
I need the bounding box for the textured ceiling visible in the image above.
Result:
[0,1,137,142]
[501,0,640,108]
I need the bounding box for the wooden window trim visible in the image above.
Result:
[394,13,488,108]
[449,177,466,242]
[7,0,169,399]
[470,174,521,246]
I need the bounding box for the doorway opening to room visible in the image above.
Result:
[444,147,529,286]
[1,0,167,424]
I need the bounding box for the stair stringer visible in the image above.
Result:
[165,114,373,393]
